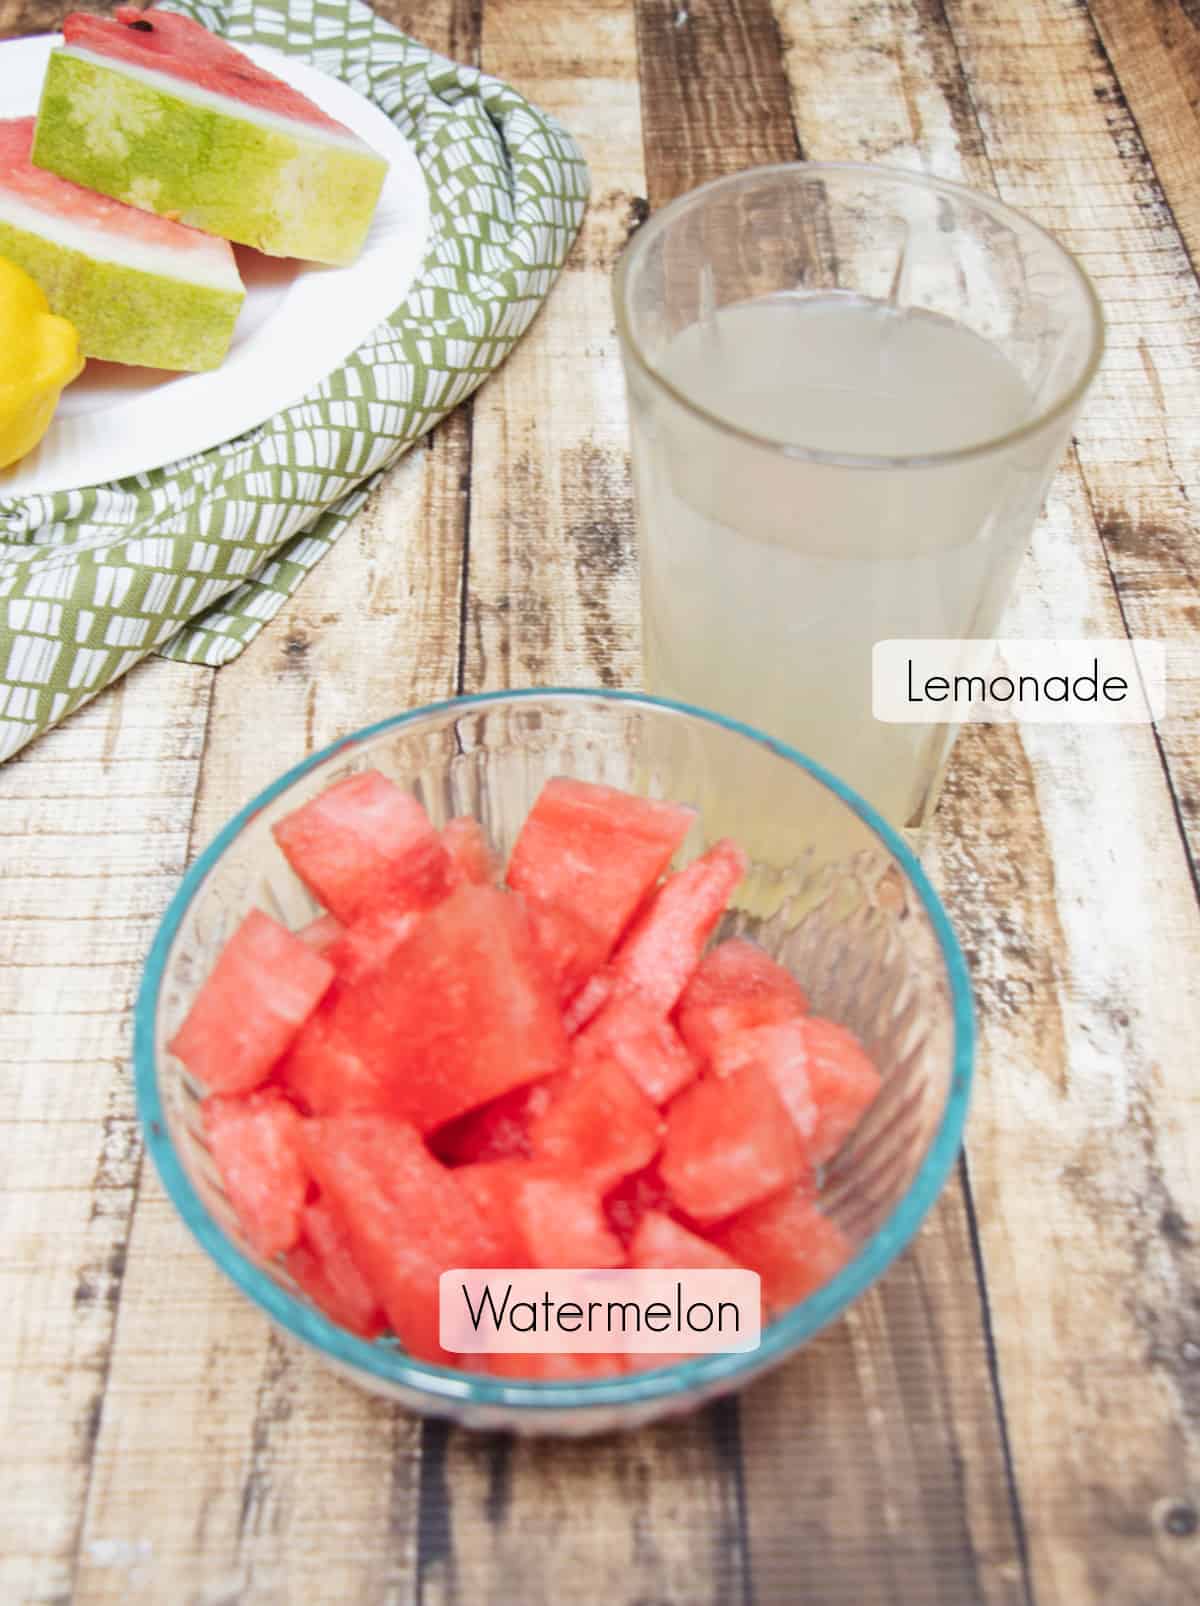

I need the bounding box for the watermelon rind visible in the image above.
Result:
[0,213,243,370]
[33,48,389,266]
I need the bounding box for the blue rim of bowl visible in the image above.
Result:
[135,687,975,1414]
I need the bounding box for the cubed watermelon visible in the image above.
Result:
[603,1164,672,1245]
[301,1115,507,1364]
[274,1003,391,1117]
[629,1210,741,1273]
[325,905,421,987]
[710,1022,819,1146]
[285,1199,386,1339]
[523,895,612,1004]
[572,992,699,1105]
[566,839,749,1030]
[297,913,345,954]
[711,1187,849,1315]
[507,778,694,965]
[430,1076,561,1166]
[443,816,497,886]
[331,884,569,1131]
[508,1171,625,1269]
[676,938,809,1066]
[454,1161,531,1264]
[272,770,452,925]
[170,909,334,1094]
[529,1061,663,1189]
[798,1018,883,1166]
[660,1062,807,1224]
[202,1089,308,1256]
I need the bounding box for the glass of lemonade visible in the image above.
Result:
[614,164,1104,830]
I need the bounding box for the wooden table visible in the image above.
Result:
[3,0,1199,1601]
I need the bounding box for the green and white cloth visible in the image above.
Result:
[0,0,589,762]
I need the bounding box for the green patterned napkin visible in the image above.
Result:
[0,0,588,762]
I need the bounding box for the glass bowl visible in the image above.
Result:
[135,689,973,1436]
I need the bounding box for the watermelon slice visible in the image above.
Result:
[272,770,452,927]
[301,1115,507,1364]
[169,909,333,1094]
[711,1187,850,1316]
[791,1018,883,1166]
[528,1061,664,1189]
[332,884,569,1132]
[659,1062,807,1224]
[0,117,243,371]
[33,8,389,265]
[442,817,497,887]
[202,1090,307,1257]
[676,938,809,1067]
[285,1198,385,1340]
[568,839,750,1029]
[571,992,699,1105]
[508,778,695,979]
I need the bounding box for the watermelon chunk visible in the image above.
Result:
[603,1164,672,1246]
[572,992,699,1105]
[169,909,334,1094]
[202,1090,307,1257]
[36,10,389,266]
[507,777,694,963]
[711,1188,850,1316]
[629,1210,742,1274]
[324,905,421,987]
[710,1023,819,1147]
[676,939,809,1066]
[796,1018,883,1166]
[443,817,497,887]
[273,1004,390,1117]
[296,913,345,955]
[660,1062,807,1224]
[567,840,749,1029]
[529,1061,664,1190]
[285,1199,386,1340]
[0,117,244,371]
[508,1172,625,1269]
[430,1077,561,1166]
[272,770,451,926]
[331,884,569,1132]
[523,895,612,1005]
[453,1161,531,1265]
[301,1115,506,1364]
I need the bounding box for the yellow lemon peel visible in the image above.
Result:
[0,256,84,471]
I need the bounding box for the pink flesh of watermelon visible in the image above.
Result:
[0,118,236,266]
[508,1172,625,1269]
[523,895,611,1005]
[296,913,344,955]
[453,1160,532,1265]
[430,1077,561,1166]
[603,1164,672,1245]
[285,1199,385,1339]
[301,1116,507,1364]
[442,817,497,887]
[571,992,699,1105]
[324,905,420,987]
[711,1187,849,1316]
[710,1023,820,1146]
[64,9,353,136]
[169,909,333,1094]
[793,1017,882,1166]
[333,884,569,1132]
[568,839,750,1029]
[507,778,694,965]
[629,1210,741,1273]
[660,1061,807,1224]
[273,1003,390,1117]
[272,770,452,926]
[202,1090,307,1257]
[528,1061,663,1190]
[676,938,809,1067]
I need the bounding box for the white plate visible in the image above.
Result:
[1,34,430,498]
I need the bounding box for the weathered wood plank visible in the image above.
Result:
[0,659,212,1606]
[418,6,749,1603]
[629,1,1030,1600]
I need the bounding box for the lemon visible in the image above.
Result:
[0,256,84,471]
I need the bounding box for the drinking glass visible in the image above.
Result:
[614,164,1104,829]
